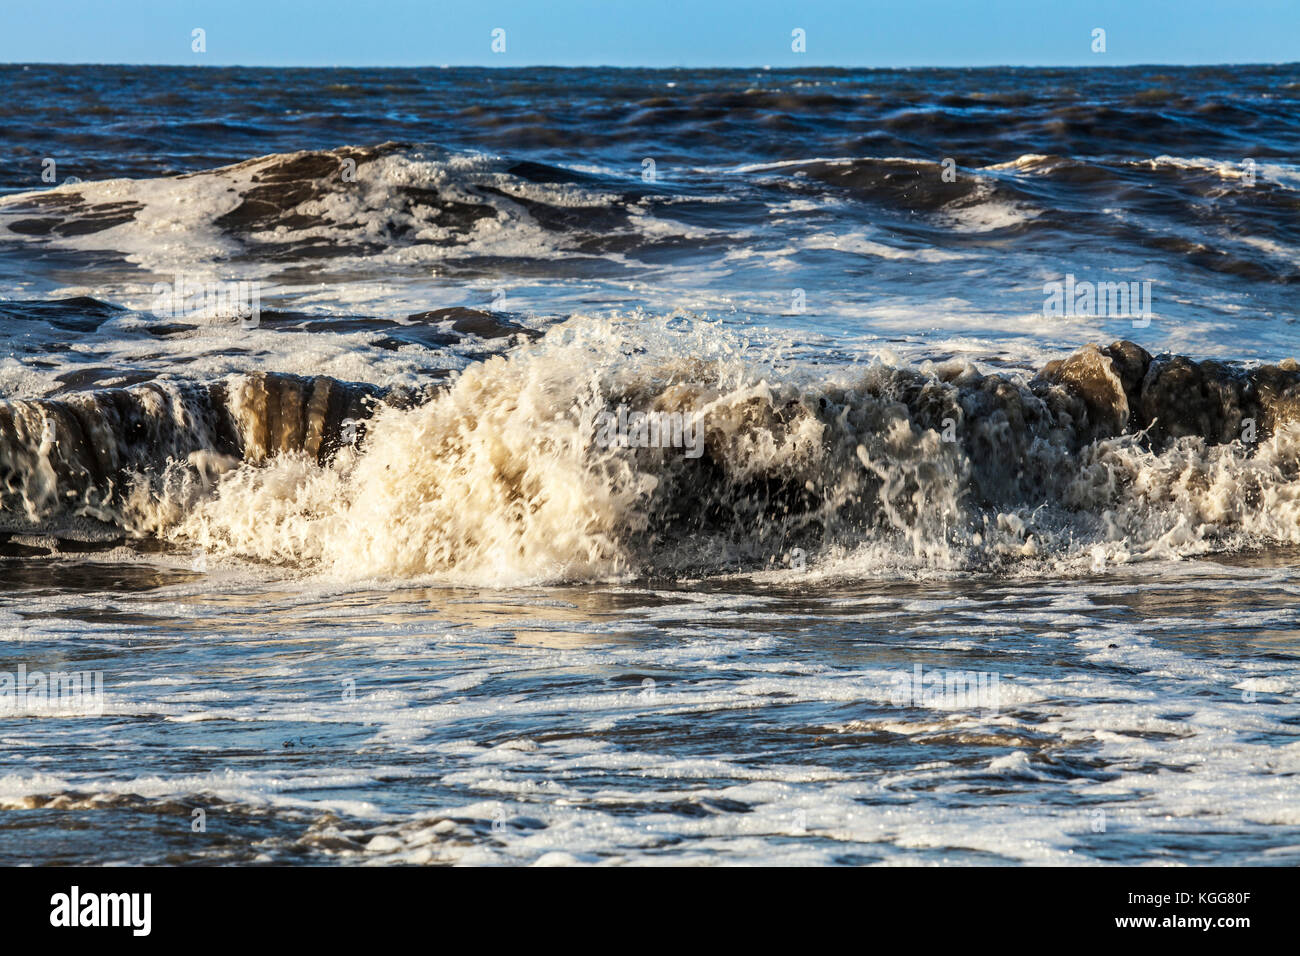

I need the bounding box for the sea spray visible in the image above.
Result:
[5,315,1300,583]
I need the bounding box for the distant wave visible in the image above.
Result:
[3,143,1296,284]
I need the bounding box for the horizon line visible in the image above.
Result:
[3,60,1297,70]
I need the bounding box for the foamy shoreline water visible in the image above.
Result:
[1,556,1297,865]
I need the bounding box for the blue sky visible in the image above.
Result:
[1,0,1295,67]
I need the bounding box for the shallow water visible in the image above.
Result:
[0,552,1297,865]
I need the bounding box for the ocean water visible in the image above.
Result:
[1,64,1299,865]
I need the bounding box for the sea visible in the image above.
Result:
[0,64,1297,865]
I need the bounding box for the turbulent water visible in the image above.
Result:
[1,64,1298,865]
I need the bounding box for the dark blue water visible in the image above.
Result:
[1,64,1297,363]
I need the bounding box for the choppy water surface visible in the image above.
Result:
[1,65,1298,865]
[3,556,1298,865]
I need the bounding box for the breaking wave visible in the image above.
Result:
[0,144,699,274]
[4,315,1300,584]
[4,141,1297,291]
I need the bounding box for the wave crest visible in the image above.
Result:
[5,315,1300,582]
